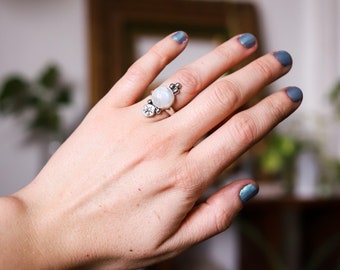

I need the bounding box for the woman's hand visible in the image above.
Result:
[4,32,302,269]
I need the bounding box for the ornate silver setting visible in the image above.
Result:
[142,82,181,117]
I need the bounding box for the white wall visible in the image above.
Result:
[0,0,88,196]
[233,0,340,157]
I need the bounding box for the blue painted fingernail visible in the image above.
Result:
[286,86,303,102]
[239,184,258,203]
[273,50,293,67]
[172,31,188,44]
[238,33,256,48]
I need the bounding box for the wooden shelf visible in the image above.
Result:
[238,197,340,270]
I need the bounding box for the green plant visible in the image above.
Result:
[326,80,340,188]
[256,132,302,183]
[259,133,301,175]
[0,64,72,138]
[329,80,340,119]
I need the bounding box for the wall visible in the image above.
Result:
[238,0,340,158]
[0,0,88,196]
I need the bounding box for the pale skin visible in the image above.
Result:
[0,32,302,269]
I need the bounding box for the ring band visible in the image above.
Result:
[165,107,176,116]
[142,82,181,117]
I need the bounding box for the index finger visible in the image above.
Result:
[107,31,189,107]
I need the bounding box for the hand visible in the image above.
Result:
[4,32,302,269]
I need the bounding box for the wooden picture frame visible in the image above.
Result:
[88,0,260,106]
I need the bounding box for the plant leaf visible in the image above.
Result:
[0,76,30,113]
[38,65,60,89]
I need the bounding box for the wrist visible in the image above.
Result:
[12,181,122,269]
[0,195,41,269]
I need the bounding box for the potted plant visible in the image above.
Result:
[0,64,72,158]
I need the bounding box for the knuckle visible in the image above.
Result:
[267,97,285,118]
[214,212,232,233]
[265,96,290,121]
[176,161,204,194]
[253,58,275,81]
[125,62,149,84]
[175,67,201,96]
[231,113,258,145]
[211,80,241,108]
[125,43,170,83]
[127,63,145,77]
[177,174,199,193]
[214,45,233,61]
[149,45,170,67]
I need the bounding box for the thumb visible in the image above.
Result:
[167,180,258,251]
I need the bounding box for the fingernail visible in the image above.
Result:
[238,33,256,48]
[172,31,188,44]
[239,184,258,203]
[286,86,303,102]
[273,50,293,67]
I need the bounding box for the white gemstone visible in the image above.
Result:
[142,103,156,117]
[151,86,174,109]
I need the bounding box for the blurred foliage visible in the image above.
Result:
[254,132,303,192]
[0,64,72,137]
[327,80,340,187]
[253,80,340,195]
[329,80,340,119]
[259,133,302,176]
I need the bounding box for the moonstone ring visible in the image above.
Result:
[142,83,181,117]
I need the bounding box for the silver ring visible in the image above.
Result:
[142,82,181,117]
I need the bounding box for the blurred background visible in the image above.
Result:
[0,0,339,269]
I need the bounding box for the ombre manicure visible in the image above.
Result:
[274,50,293,67]
[172,31,188,44]
[239,184,258,203]
[238,33,256,48]
[286,86,303,102]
